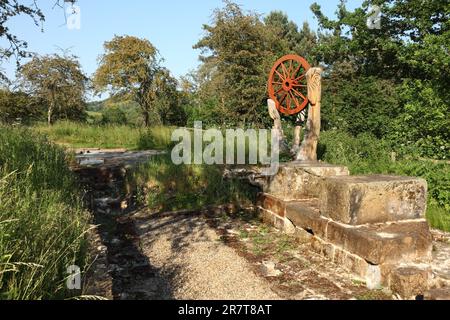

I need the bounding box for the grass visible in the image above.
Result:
[0,126,90,299]
[129,154,259,212]
[33,121,174,150]
[31,121,450,231]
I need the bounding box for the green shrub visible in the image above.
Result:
[0,126,90,299]
[101,107,128,125]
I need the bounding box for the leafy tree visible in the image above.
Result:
[101,106,127,125]
[264,12,318,64]
[17,53,88,125]
[194,1,276,127]
[0,88,41,123]
[150,67,187,126]
[311,0,449,158]
[311,0,449,81]
[93,35,161,127]
[390,80,450,159]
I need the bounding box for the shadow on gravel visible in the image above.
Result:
[74,159,178,300]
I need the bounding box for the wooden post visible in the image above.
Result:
[267,99,288,153]
[296,68,322,161]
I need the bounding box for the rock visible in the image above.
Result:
[257,193,287,217]
[284,218,297,234]
[284,199,432,264]
[285,200,328,238]
[319,175,427,225]
[326,220,432,265]
[264,162,349,200]
[390,266,430,299]
[79,158,105,166]
[260,261,282,277]
[424,287,450,300]
[259,208,285,230]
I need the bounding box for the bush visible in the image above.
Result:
[137,126,176,150]
[101,107,128,125]
[0,126,90,299]
[0,89,42,124]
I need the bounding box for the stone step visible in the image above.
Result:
[263,161,349,200]
[285,201,432,265]
[424,287,450,300]
[319,175,427,225]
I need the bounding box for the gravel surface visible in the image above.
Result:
[137,213,281,300]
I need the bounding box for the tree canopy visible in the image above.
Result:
[18,53,88,125]
[93,35,185,127]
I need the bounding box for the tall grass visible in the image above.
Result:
[33,121,141,149]
[129,154,258,212]
[132,127,449,231]
[33,121,175,150]
[32,122,449,231]
[0,126,90,299]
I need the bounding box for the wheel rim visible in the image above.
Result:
[268,54,311,115]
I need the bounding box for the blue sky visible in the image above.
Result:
[1,0,362,82]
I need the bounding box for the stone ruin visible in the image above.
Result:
[240,60,450,299]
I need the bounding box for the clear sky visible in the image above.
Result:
[1,0,362,84]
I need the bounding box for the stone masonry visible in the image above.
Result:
[255,161,448,299]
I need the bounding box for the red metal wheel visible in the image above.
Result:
[268,54,311,116]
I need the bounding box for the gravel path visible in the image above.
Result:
[136,212,281,300]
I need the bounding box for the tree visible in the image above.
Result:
[310,0,449,158]
[194,1,276,127]
[149,67,186,126]
[264,12,318,64]
[18,53,88,125]
[0,88,41,124]
[93,35,161,127]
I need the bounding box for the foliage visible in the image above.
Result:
[33,121,143,149]
[101,106,127,125]
[193,1,277,127]
[93,35,186,127]
[389,80,449,160]
[17,53,88,125]
[310,0,449,159]
[0,89,41,124]
[0,126,90,299]
[321,74,400,138]
[137,126,175,150]
[0,0,44,82]
[129,154,258,212]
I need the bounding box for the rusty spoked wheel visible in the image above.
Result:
[268,54,311,116]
